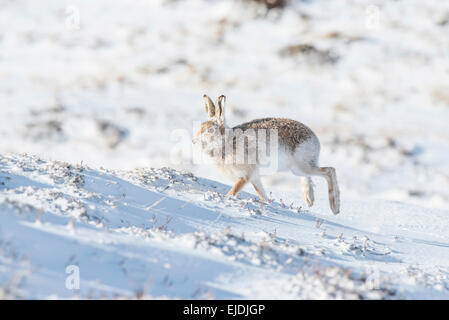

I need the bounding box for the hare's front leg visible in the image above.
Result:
[227,177,248,197]
[251,177,267,201]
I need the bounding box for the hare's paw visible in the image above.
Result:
[302,186,314,207]
[301,177,314,207]
[330,189,340,215]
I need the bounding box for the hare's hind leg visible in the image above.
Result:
[322,167,340,214]
[291,139,340,214]
[300,177,314,207]
[310,166,340,215]
[292,162,340,214]
[290,165,315,208]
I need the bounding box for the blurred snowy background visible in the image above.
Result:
[1,0,449,210]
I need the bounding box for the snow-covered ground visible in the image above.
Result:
[1,153,449,299]
[1,0,449,299]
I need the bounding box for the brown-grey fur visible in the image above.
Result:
[232,118,317,152]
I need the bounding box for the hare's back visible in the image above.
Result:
[232,117,318,151]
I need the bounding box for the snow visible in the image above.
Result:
[1,0,449,299]
[1,154,449,299]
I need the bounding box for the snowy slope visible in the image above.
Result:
[1,154,449,299]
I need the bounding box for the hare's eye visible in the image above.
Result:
[208,128,215,134]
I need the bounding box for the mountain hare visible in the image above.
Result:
[193,94,340,214]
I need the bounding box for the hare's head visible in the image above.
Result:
[192,94,226,150]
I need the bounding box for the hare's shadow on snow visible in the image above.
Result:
[79,169,243,233]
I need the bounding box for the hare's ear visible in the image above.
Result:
[203,94,215,119]
[215,95,226,125]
